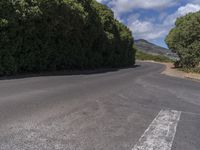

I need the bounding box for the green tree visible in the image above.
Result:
[0,0,135,75]
[165,11,200,68]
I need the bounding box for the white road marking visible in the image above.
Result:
[132,109,181,150]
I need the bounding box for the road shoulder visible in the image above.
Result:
[161,62,200,81]
[138,60,200,81]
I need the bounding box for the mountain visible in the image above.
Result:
[134,39,178,60]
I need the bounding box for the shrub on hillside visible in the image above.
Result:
[136,50,172,63]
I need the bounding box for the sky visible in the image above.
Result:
[96,0,200,48]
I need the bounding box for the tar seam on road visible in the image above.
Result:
[132,109,181,150]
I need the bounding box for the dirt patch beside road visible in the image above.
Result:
[139,60,200,81]
[162,62,200,81]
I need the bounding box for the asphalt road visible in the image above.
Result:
[0,62,200,150]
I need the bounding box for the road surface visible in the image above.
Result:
[0,62,200,150]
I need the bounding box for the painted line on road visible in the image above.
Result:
[132,109,181,150]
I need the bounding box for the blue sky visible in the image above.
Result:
[97,0,200,48]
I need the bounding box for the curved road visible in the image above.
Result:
[0,62,200,150]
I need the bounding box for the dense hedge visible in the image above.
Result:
[0,0,135,75]
[165,11,200,68]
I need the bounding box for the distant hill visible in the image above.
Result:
[134,39,178,60]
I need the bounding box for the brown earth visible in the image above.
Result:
[139,60,200,81]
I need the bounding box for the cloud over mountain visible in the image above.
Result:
[97,0,200,47]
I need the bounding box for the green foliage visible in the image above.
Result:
[165,11,200,68]
[136,50,172,63]
[0,0,135,75]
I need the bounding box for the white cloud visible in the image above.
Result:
[109,0,178,14]
[97,0,179,18]
[128,3,200,40]
[191,0,200,5]
[128,19,167,40]
[96,0,106,3]
[97,1,200,42]
[164,3,200,26]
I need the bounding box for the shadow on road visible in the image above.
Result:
[0,65,140,81]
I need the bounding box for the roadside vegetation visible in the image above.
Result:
[0,0,135,76]
[136,50,172,63]
[165,11,200,73]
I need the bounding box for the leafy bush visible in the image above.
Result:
[0,0,135,75]
[165,11,200,68]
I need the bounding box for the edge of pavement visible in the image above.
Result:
[137,60,200,82]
